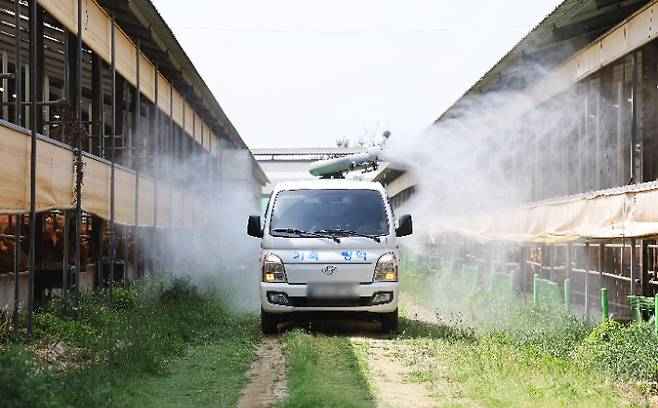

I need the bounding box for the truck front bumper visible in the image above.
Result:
[260,282,399,314]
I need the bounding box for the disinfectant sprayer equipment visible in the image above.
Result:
[309,147,382,179]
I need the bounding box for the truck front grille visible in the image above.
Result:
[288,297,372,307]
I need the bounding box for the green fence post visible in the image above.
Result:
[564,278,571,310]
[655,296,658,336]
[533,274,539,304]
[601,288,609,320]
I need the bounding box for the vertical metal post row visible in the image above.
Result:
[74,0,83,309]
[12,214,21,329]
[109,11,116,305]
[12,0,22,330]
[12,0,22,331]
[27,0,38,333]
[133,41,141,278]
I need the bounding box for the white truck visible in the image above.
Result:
[247,179,412,334]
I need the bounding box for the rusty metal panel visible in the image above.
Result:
[82,0,112,62]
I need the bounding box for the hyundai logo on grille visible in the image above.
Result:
[322,265,337,275]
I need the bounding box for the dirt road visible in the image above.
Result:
[236,302,479,408]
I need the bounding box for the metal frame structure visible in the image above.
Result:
[0,0,266,332]
[383,0,658,321]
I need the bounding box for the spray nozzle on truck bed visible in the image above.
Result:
[309,147,383,179]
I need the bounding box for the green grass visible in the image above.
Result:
[115,314,260,407]
[0,276,261,408]
[278,329,375,408]
[397,314,627,407]
[396,268,650,406]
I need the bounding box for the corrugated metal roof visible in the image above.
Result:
[437,0,650,122]
[97,0,268,184]
[253,147,368,157]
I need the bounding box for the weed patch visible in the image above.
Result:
[577,319,658,382]
[0,276,257,408]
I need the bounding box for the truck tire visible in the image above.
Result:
[380,309,398,334]
[261,309,278,335]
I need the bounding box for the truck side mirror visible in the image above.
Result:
[247,215,263,238]
[396,214,413,237]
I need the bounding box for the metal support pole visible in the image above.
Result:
[133,40,141,278]
[630,51,638,184]
[566,243,573,281]
[14,0,21,126]
[27,0,38,333]
[655,296,658,335]
[585,243,591,320]
[74,0,83,309]
[62,210,69,315]
[109,11,116,305]
[564,278,571,310]
[641,239,650,297]
[152,65,158,274]
[12,214,22,330]
[520,245,527,299]
[169,85,174,253]
[601,287,609,320]
[3,50,8,120]
[630,238,637,296]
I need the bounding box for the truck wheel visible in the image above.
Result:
[261,309,278,335]
[380,309,398,334]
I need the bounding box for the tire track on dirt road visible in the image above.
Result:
[351,299,480,408]
[236,336,287,408]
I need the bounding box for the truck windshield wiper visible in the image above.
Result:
[272,228,341,243]
[314,229,381,243]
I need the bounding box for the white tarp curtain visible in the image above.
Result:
[433,181,658,244]
[0,123,206,227]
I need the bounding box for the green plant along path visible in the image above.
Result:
[0,278,261,408]
[1,274,656,407]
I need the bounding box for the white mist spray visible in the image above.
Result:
[157,142,262,311]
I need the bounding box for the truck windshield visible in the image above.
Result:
[270,189,389,237]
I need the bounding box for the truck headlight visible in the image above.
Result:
[263,254,287,283]
[373,252,398,282]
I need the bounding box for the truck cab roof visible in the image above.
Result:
[273,179,386,193]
